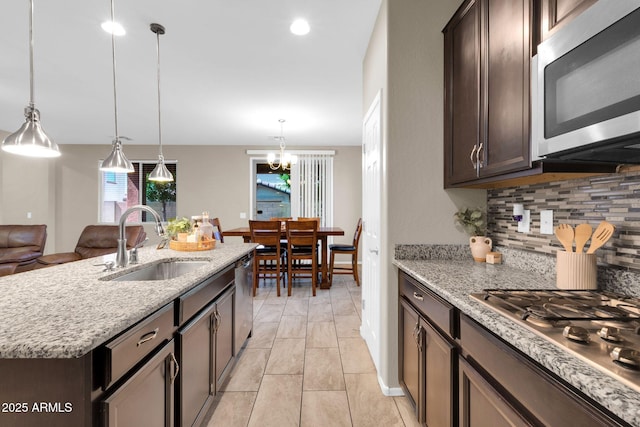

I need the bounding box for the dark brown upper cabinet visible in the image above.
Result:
[536,0,597,45]
[444,0,531,188]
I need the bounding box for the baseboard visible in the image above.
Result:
[377,375,405,397]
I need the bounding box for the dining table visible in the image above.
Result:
[224,226,345,289]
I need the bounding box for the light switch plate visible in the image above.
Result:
[517,210,530,233]
[240,212,247,219]
[540,210,554,235]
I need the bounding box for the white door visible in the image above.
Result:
[361,91,382,370]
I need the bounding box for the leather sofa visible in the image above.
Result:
[0,225,47,277]
[35,225,146,268]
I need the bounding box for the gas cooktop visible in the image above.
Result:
[471,289,640,393]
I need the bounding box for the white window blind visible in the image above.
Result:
[291,154,333,227]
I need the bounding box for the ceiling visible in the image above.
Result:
[0,1,381,149]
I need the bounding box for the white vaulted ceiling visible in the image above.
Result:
[0,0,381,147]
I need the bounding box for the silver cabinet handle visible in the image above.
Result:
[413,292,424,301]
[477,142,484,169]
[170,352,179,385]
[470,144,477,168]
[136,328,159,347]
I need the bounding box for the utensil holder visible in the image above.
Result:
[556,251,597,290]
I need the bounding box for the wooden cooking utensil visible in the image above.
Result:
[586,221,615,254]
[554,224,574,252]
[574,223,593,253]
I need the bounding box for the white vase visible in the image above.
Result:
[469,236,492,262]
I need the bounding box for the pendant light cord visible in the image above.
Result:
[156,28,163,157]
[110,0,119,140]
[28,0,35,109]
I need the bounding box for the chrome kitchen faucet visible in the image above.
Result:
[116,205,166,268]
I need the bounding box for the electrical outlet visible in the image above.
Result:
[239,212,247,219]
[517,210,531,233]
[26,212,32,219]
[540,210,554,235]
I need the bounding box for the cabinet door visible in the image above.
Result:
[399,299,424,422]
[444,0,481,187]
[214,286,235,392]
[480,0,531,177]
[538,0,597,42]
[459,356,532,427]
[102,339,177,427]
[424,321,456,427]
[177,304,215,427]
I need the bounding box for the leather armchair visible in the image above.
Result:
[36,225,146,268]
[0,225,47,276]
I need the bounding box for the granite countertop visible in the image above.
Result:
[0,242,255,359]
[394,258,640,427]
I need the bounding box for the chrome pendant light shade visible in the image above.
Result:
[100,0,133,173]
[2,0,60,158]
[148,23,174,182]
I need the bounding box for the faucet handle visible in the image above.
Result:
[94,261,116,272]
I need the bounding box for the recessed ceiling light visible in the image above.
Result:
[101,21,126,36]
[290,18,310,36]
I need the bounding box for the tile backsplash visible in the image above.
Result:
[487,168,640,272]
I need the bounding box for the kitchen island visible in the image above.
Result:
[0,242,255,427]
[394,257,640,427]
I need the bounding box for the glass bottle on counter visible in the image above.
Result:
[199,211,214,241]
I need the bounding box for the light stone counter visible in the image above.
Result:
[0,242,255,359]
[394,258,640,427]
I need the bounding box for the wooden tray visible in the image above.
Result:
[169,239,216,251]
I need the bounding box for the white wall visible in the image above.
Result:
[363,0,487,391]
[0,144,362,254]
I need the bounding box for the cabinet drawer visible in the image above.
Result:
[102,303,175,389]
[177,264,234,325]
[399,272,456,338]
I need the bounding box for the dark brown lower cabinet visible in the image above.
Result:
[177,285,235,427]
[399,274,456,426]
[101,339,177,427]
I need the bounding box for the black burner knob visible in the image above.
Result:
[563,325,590,343]
[610,347,640,370]
[598,326,624,343]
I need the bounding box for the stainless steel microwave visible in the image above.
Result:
[532,0,640,164]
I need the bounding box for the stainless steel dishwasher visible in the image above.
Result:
[234,254,253,353]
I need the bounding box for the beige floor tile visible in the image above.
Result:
[265,338,306,374]
[307,321,338,348]
[303,347,345,391]
[206,391,256,427]
[245,321,278,349]
[334,315,361,338]
[222,348,270,392]
[345,373,404,427]
[332,297,357,316]
[283,298,310,316]
[394,395,423,427]
[308,301,334,322]
[301,391,351,427]
[253,299,265,318]
[339,337,376,374]
[247,374,303,427]
[277,315,307,339]
[254,303,285,323]
[308,288,331,305]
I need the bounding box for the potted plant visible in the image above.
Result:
[454,207,492,262]
[166,217,192,242]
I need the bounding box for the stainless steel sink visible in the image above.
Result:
[108,260,210,281]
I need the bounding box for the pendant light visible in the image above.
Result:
[267,119,297,171]
[100,0,134,173]
[148,23,174,182]
[2,0,60,158]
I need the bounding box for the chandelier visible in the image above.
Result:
[267,119,297,171]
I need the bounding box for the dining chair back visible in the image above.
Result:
[209,218,224,243]
[286,220,319,296]
[329,218,362,286]
[249,220,285,296]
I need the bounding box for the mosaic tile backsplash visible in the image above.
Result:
[487,168,640,272]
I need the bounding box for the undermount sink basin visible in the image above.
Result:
[108,260,210,281]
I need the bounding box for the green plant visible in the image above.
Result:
[146,171,176,221]
[454,207,487,236]
[166,217,192,238]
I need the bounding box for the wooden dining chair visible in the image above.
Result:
[329,218,362,286]
[209,218,224,243]
[286,220,319,297]
[249,220,285,297]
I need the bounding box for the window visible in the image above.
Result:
[99,161,177,223]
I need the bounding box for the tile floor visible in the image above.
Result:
[203,275,421,427]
